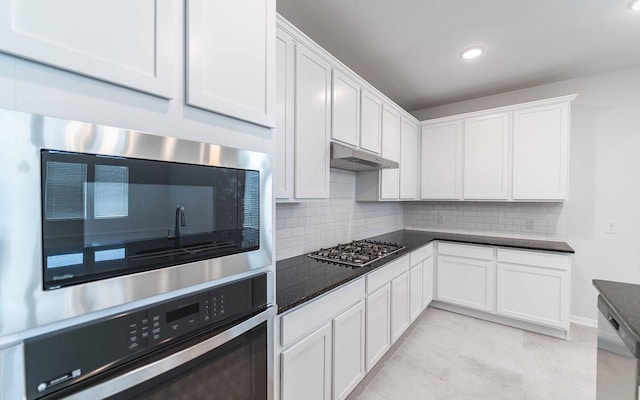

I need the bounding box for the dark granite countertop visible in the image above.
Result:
[593,279,640,355]
[276,230,574,314]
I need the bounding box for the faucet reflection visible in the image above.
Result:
[173,205,186,239]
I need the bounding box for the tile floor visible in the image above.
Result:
[347,308,597,400]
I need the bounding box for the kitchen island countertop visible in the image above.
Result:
[276,230,574,314]
[593,279,640,354]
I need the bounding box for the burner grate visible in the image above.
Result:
[307,240,405,268]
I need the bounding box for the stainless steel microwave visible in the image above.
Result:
[0,109,272,337]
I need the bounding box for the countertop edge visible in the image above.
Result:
[402,230,575,254]
[277,231,574,314]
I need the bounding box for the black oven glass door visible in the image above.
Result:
[41,150,260,290]
[108,322,267,400]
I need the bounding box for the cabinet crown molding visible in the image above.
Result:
[419,94,578,126]
[276,13,418,125]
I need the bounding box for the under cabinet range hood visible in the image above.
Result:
[330,142,399,171]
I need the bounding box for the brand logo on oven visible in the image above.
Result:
[37,368,82,392]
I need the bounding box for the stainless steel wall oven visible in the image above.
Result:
[0,108,274,399]
[0,108,272,336]
[24,273,273,400]
[41,149,260,290]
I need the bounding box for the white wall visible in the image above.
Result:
[412,65,640,324]
[276,169,404,260]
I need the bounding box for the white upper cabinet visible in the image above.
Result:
[420,95,575,202]
[464,113,510,200]
[294,44,331,199]
[512,102,570,200]
[400,118,419,200]
[421,121,463,200]
[381,104,402,162]
[275,27,295,200]
[331,69,360,147]
[186,0,275,127]
[0,0,176,98]
[379,105,401,200]
[360,89,383,154]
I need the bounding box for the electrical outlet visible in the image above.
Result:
[438,214,445,224]
[606,221,617,234]
[526,219,535,230]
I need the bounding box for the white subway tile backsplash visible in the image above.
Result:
[404,201,565,240]
[275,169,404,260]
[276,172,566,260]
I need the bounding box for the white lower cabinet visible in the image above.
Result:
[365,284,391,371]
[277,241,572,400]
[409,263,423,322]
[410,244,434,311]
[422,255,434,309]
[390,271,410,342]
[434,242,571,335]
[281,322,332,400]
[496,249,570,329]
[436,243,495,313]
[333,301,366,400]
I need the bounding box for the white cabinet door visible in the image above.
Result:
[437,255,494,313]
[409,263,423,322]
[497,263,569,329]
[512,103,570,200]
[0,0,176,98]
[422,255,434,309]
[281,322,332,400]
[186,0,275,127]
[380,105,401,200]
[390,271,410,343]
[421,121,463,199]
[331,69,360,146]
[360,89,382,155]
[400,118,419,200]
[464,113,510,200]
[381,105,401,163]
[275,27,295,200]
[333,301,366,400]
[365,284,390,371]
[294,44,331,199]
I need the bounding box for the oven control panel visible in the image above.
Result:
[23,273,268,400]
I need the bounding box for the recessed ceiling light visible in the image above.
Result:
[461,46,484,60]
[630,0,640,10]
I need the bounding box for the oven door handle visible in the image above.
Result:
[64,307,275,400]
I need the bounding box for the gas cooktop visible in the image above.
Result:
[307,240,405,268]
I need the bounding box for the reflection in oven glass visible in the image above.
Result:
[109,323,267,400]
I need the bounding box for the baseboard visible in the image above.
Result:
[570,315,597,328]
[430,301,570,339]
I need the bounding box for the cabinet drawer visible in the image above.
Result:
[366,255,410,295]
[281,278,365,348]
[497,248,569,271]
[438,242,493,260]
[410,244,433,266]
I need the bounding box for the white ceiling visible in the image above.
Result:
[276,0,640,111]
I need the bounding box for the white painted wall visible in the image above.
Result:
[412,65,640,324]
